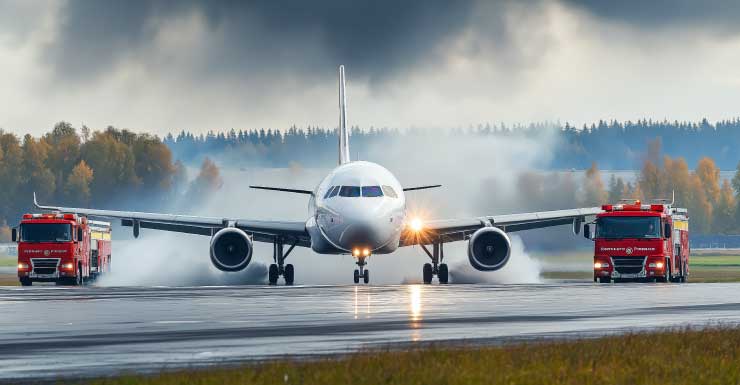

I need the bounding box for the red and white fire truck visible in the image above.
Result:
[585,200,689,283]
[14,213,112,286]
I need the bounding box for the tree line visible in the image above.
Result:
[569,139,739,235]
[0,122,223,240]
[165,118,740,170]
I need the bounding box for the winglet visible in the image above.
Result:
[33,192,56,211]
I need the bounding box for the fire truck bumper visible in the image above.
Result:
[610,270,647,279]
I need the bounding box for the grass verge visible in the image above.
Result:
[0,256,16,267]
[83,327,740,385]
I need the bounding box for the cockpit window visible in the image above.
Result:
[328,186,339,198]
[382,185,398,198]
[339,186,361,197]
[362,186,383,197]
[323,186,336,199]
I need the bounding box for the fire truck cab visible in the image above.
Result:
[13,213,111,286]
[584,200,689,283]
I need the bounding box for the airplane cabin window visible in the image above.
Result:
[362,186,383,197]
[339,186,361,197]
[382,185,398,198]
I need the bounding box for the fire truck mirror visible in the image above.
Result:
[664,223,671,239]
[77,227,83,242]
[583,224,591,240]
[11,228,17,243]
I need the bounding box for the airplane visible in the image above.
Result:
[34,65,602,285]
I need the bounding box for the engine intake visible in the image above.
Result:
[468,227,511,271]
[210,227,253,272]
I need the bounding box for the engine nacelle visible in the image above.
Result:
[210,227,253,272]
[468,227,511,271]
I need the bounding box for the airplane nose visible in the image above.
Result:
[339,220,389,251]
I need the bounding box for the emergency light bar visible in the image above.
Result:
[601,202,667,212]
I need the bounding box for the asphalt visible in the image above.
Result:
[1,282,740,381]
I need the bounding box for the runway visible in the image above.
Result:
[2,282,740,381]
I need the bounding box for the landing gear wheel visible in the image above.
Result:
[354,269,360,284]
[363,269,370,284]
[268,264,279,285]
[19,277,31,286]
[438,264,449,284]
[284,264,294,285]
[423,263,433,284]
[598,276,610,284]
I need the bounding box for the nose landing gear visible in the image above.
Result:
[420,242,448,284]
[354,257,370,284]
[268,238,297,285]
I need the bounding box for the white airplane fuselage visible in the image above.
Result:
[306,161,406,255]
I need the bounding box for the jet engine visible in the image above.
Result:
[210,227,253,272]
[467,227,511,271]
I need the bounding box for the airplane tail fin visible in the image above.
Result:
[338,65,350,165]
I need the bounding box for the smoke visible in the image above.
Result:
[450,235,542,284]
[96,126,574,286]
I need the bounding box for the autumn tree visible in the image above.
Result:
[20,134,55,201]
[695,157,721,205]
[186,158,223,202]
[714,180,736,233]
[44,122,81,190]
[81,130,139,202]
[663,156,691,207]
[686,174,713,234]
[0,131,23,221]
[582,162,607,205]
[0,222,10,242]
[64,160,94,206]
[132,135,176,193]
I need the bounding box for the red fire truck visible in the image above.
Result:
[584,200,689,283]
[13,213,112,286]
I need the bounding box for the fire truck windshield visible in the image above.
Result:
[595,216,661,239]
[20,223,72,243]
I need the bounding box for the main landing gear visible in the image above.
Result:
[354,257,370,284]
[420,242,449,284]
[268,238,298,285]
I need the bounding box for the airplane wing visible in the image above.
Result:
[33,194,311,247]
[400,207,602,246]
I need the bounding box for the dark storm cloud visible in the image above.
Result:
[564,0,740,32]
[48,0,477,83]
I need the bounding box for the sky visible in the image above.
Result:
[2,0,740,136]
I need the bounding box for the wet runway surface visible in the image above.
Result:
[2,282,740,381]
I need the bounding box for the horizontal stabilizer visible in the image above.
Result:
[250,186,314,195]
[403,185,442,192]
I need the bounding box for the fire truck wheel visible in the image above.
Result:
[284,264,294,285]
[268,264,279,285]
[19,277,31,286]
[598,276,610,284]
